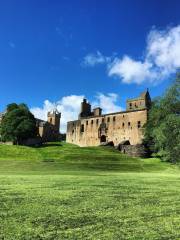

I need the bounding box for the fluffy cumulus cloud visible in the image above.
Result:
[92,93,122,114]
[31,95,84,133]
[146,26,180,75]
[108,56,155,84]
[109,25,180,84]
[31,93,122,133]
[82,51,111,67]
[84,25,180,84]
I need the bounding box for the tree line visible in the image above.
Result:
[144,72,180,163]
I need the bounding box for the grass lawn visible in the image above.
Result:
[0,142,180,239]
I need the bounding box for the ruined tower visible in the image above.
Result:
[126,89,151,111]
[47,110,61,133]
[78,99,92,119]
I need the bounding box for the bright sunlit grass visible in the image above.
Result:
[0,142,179,239]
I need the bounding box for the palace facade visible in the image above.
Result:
[66,91,151,147]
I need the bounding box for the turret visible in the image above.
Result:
[79,99,92,119]
[126,89,151,111]
[47,110,61,132]
[93,107,102,116]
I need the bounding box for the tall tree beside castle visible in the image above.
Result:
[0,103,37,144]
[144,73,180,163]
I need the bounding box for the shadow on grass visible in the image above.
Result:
[30,143,62,149]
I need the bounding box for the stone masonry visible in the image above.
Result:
[66,90,151,147]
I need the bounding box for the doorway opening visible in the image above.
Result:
[100,135,106,143]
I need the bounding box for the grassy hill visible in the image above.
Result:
[0,142,180,239]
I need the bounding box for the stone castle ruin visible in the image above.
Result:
[66,90,151,156]
[36,110,61,142]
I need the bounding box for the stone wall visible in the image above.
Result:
[67,109,148,147]
[119,144,148,157]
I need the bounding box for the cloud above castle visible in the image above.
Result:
[31,93,123,133]
[83,25,180,85]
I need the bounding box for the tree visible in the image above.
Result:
[1,103,38,144]
[144,73,180,163]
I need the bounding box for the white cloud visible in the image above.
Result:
[146,25,180,75]
[31,93,122,133]
[82,51,111,67]
[108,56,156,84]
[92,93,123,114]
[109,25,180,84]
[31,95,84,133]
[83,25,180,84]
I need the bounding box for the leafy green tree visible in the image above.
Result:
[1,103,37,144]
[144,73,180,163]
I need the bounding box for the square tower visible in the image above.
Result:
[47,110,61,132]
[126,90,151,111]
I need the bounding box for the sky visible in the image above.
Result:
[0,0,180,132]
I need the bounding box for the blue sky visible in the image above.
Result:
[0,0,180,131]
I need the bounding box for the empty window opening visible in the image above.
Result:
[91,120,93,124]
[137,121,141,128]
[86,121,88,125]
[107,117,110,122]
[113,116,116,122]
[129,103,132,109]
[128,122,131,127]
[96,119,99,124]
[80,124,84,133]
[122,122,125,128]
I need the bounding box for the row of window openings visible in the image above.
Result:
[129,102,143,109]
[86,118,141,127]
[86,116,123,125]
[79,121,141,133]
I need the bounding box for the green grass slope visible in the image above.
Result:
[0,142,180,239]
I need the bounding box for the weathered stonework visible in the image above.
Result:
[118,144,149,157]
[36,110,61,142]
[67,91,151,148]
